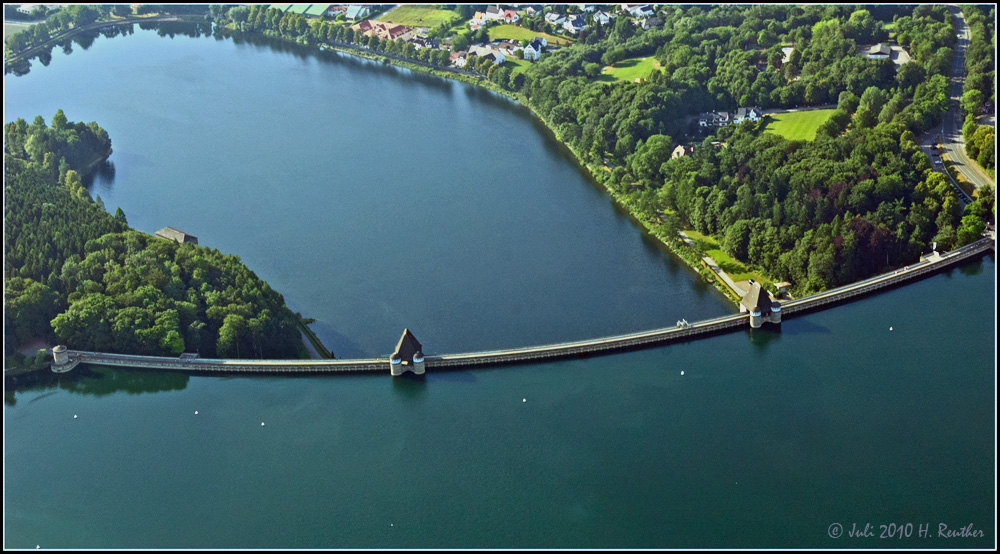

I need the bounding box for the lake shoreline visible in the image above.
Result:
[298,32,743,306]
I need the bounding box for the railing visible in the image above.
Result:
[61,238,993,374]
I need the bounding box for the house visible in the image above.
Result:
[155,227,199,245]
[864,43,890,59]
[739,282,781,328]
[470,11,486,30]
[733,106,763,124]
[352,20,414,41]
[523,38,545,61]
[410,36,439,49]
[502,9,519,23]
[484,5,504,21]
[352,19,374,34]
[450,50,468,68]
[563,14,586,34]
[16,4,43,15]
[326,5,349,17]
[525,6,538,15]
[593,10,613,25]
[698,111,730,127]
[628,4,655,18]
[545,12,566,26]
[496,41,521,57]
[639,16,662,30]
[671,145,686,159]
[345,5,369,20]
[469,44,506,65]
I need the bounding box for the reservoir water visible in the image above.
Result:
[4,25,995,548]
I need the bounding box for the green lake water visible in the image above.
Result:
[3,25,995,548]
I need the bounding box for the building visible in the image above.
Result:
[450,50,468,68]
[352,20,414,41]
[739,282,781,328]
[563,14,586,34]
[469,44,506,65]
[593,10,614,25]
[484,5,504,21]
[303,5,329,19]
[545,12,565,26]
[671,144,686,159]
[864,43,890,59]
[780,46,794,64]
[733,106,763,124]
[523,38,545,61]
[326,5,349,17]
[389,328,425,376]
[698,111,730,127]
[17,4,43,15]
[345,5,369,20]
[155,227,199,245]
[410,36,439,49]
[502,9,519,23]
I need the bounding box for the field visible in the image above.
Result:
[4,21,32,39]
[504,57,532,74]
[761,109,836,141]
[381,5,460,28]
[682,229,774,284]
[487,24,572,46]
[600,56,663,82]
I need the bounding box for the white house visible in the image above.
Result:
[629,5,655,18]
[593,11,613,25]
[733,107,763,124]
[484,5,504,21]
[545,12,566,26]
[563,14,586,34]
[523,38,545,61]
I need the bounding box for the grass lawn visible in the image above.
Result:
[683,229,775,284]
[4,22,32,39]
[762,109,836,141]
[487,24,572,46]
[504,57,532,74]
[381,5,460,28]
[600,56,663,82]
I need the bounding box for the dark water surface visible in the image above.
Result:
[4,26,995,549]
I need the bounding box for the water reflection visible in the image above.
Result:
[4,364,188,404]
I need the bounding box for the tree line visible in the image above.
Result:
[4,112,304,363]
[959,5,995,171]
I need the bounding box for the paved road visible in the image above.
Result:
[922,7,994,194]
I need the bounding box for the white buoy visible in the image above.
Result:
[194,411,198,415]
[261,422,265,426]
[889,327,893,331]
[73,415,77,419]
[681,371,685,375]
[522,398,526,403]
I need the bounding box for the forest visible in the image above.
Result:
[4,112,305,363]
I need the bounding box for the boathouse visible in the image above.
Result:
[389,329,425,376]
[740,282,781,328]
[154,227,198,245]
